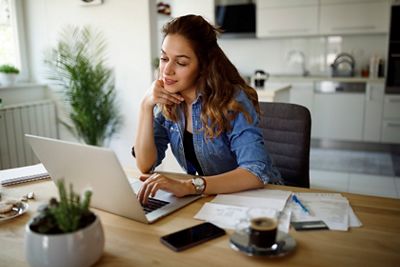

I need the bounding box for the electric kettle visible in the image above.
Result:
[251,70,270,89]
[330,53,355,77]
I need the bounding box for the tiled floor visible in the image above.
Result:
[310,148,400,199]
[310,169,400,198]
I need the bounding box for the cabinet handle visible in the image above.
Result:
[268,28,309,34]
[332,25,375,31]
[391,54,400,58]
[385,122,400,128]
[367,87,372,101]
[386,98,400,103]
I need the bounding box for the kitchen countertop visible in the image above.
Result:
[268,75,385,83]
[255,83,291,102]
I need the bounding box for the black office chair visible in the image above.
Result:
[259,102,311,188]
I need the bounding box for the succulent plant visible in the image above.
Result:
[29,179,94,234]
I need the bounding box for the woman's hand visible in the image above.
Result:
[137,173,194,205]
[143,79,184,108]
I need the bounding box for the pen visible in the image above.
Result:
[292,194,311,215]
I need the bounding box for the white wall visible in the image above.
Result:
[172,0,215,24]
[218,34,388,77]
[23,0,154,169]
[156,1,388,78]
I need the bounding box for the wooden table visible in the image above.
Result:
[1,170,400,267]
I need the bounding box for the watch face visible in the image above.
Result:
[194,178,204,186]
[192,177,205,194]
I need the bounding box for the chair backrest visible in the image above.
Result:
[259,102,311,188]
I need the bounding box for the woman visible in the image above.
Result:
[134,15,282,204]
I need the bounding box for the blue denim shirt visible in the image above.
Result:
[152,89,282,185]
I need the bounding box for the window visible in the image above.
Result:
[0,0,17,66]
[0,0,28,81]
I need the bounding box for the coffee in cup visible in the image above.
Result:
[249,216,278,248]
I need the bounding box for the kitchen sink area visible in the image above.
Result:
[258,74,387,144]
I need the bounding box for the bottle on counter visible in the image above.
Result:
[369,55,380,78]
[361,65,369,77]
[378,59,385,78]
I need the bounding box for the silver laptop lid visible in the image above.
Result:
[26,134,201,224]
[25,134,148,223]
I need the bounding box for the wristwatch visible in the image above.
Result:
[191,177,206,195]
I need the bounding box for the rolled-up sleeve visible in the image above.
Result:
[150,109,170,171]
[228,92,282,184]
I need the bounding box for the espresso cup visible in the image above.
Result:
[249,217,278,248]
[247,208,278,248]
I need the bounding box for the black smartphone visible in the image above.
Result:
[160,222,226,252]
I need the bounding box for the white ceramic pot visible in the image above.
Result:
[24,215,105,267]
[0,73,18,86]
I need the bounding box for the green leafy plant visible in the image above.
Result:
[152,57,160,69]
[30,179,94,234]
[0,64,20,74]
[45,26,122,146]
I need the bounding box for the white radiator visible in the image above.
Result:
[0,100,59,169]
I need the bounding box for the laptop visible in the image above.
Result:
[25,134,201,223]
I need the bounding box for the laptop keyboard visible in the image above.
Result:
[142,198,170,214]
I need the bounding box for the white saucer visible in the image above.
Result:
[230,230,296,257]
[0,202,29,222]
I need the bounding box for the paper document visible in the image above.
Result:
[194,189,361,232]
[194,203,248,229]
[212,189,292,211]
[288,193,362,231]
[194,189,292,232]
[0,164,50,186]
[194,202,292,233]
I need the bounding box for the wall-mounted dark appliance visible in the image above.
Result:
[386,4,400,94]
[215,1,256,38]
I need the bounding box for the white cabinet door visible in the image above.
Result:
[363,83,384,142]
[381,120,400,143]
[313,93,365,141]
[257,1,318,38]
[381,95,400,143]
[319,0,390,35]
[383,95,400,119]
[289,82,314,113]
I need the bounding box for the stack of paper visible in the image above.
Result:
[194,189,292,233]
[288,193,362,231]
[0,164,50,186]
[194,190,362,232]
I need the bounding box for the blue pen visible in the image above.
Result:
[292,194,311,215]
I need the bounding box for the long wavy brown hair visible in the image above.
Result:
[160,15,259,139]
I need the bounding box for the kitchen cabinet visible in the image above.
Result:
[319,0,390,35]
[313,89,365,141]
[381,95,400,143]
[289,82,314,114]
[363,83,384,142]
[256,0,319,38]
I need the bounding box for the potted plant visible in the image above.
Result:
[0,64,19,86]
[152,57,160,79]
[45,26,122,146]
[24,180,104,267]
